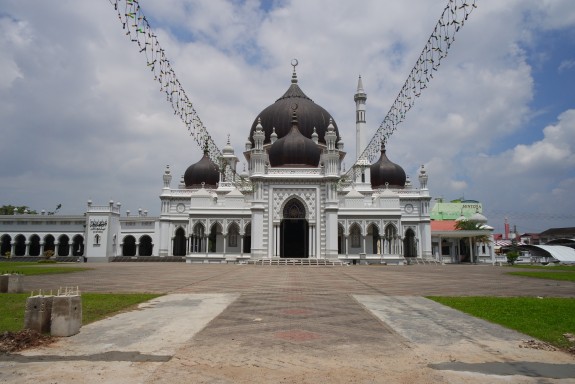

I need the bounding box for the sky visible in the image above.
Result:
[0,0,574,235]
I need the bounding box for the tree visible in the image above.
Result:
[0,205,38,215]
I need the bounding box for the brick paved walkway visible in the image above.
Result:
[4,263,574,383]
[22,263,575,297]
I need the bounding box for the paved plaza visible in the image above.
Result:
[1,263,574,383]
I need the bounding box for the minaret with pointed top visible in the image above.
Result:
[354,75,367,161]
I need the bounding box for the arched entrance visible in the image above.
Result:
[404,228,417,258]
[280,198,308,258]
[173,227,186,256]
[122,235,136,256]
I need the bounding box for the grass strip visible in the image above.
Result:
[507,271,575,282]
[0,262,91,276]
[0,293,162,332]
[508,265,575,272]
[428,296,575,350]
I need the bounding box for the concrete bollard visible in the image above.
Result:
[7,274,24,293]
[24,295,54,333]
[50,295,82,337]
[0,275,8,293]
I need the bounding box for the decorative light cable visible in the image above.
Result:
[107,0,476,189]
[342,0,478,186]
[107,0,245,187]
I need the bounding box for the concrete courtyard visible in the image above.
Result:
[1,263,574,383]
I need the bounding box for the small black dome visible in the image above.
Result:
[249,68,339,145]
[370,143,406,189]
[268,112,321,167]
[184,144,220,188]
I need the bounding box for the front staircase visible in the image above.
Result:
[246,258,345,266]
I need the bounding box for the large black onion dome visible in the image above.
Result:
[268,111,321,167]
[249,66,339,145]
[370,142,406,189]
[184,142,220,188]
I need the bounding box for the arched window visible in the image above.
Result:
[228,223,239,248]
[350,224,361,248]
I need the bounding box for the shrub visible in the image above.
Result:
[42,250,55,260]
[506,250,520,265]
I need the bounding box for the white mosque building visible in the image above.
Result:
[1,68,433,264]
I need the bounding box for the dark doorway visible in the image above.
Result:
[173,227,186,256]
[280,199,308,258]
[403,229,417,258]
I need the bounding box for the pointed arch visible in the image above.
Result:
[191,222,205,253]
[122,235,136,256]
[384,224,398,254]
[243,222,251,254]
[349,223,362,249]
[173,227,186,256]
[1,234,11,256]
[14,234,26,256]
[44,235,55,253]
[139,235,153,256]
[58,234,70,256]
[404,228,417,258]
[280,198,309,258]
[208,222,223,253]
[367,223,380,254]
[338,223,345,254]
[29,234,41,256]
[227,222,240,249]
[72,235,84,257]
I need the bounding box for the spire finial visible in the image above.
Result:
[357,75,364,93]
[291,59,299,84]
[203,138,209,154]
[381,138,386,151]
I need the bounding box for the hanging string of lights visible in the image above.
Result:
[107,0,245,186]
[107,0,476,189]
[341,0,477,186]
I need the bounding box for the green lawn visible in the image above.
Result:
[506,264,575,282]
[428,296,575,350]
[0,261,91,275]
[0,293,162,332]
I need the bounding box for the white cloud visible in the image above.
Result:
[0,0,574,234]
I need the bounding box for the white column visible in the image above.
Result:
[223,235,227,255]
[135,242,140,256]
[240,235,244,257]
[25,241,30,257]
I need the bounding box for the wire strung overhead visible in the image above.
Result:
[107,0,477,189]
[107,0,244,186]
[342,0,477,185]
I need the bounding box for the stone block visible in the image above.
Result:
[0,275,8,293]
[50,295,82,337]
[7,274,23,293]
[24,296,54,333]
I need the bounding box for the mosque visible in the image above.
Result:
[0,67,434,264]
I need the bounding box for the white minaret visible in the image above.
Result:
[354,75,367,161]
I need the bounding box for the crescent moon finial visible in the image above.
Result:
[291,59,298,69]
